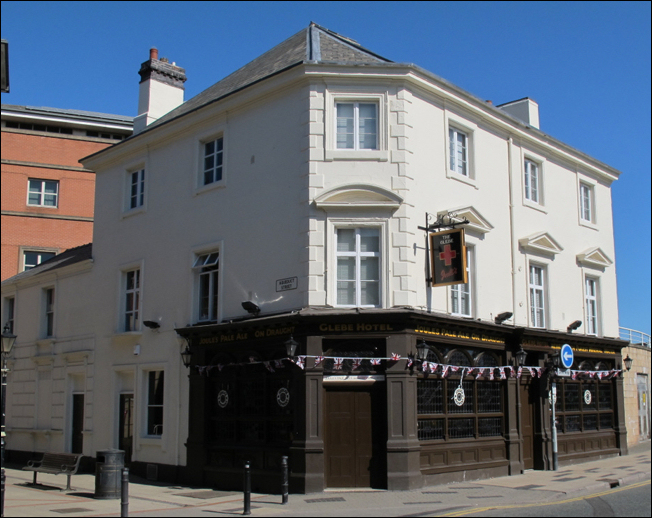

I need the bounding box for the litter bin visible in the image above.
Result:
[95,449,125,499]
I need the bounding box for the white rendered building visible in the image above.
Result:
[2,23,627,492]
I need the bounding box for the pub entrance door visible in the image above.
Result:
[519,379,535,470]
[324,384,386,488]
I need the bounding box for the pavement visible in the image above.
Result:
[2,440,650,517]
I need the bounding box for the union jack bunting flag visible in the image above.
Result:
[263,361,275,373]
[441,365,450,377]
[371,358,382,366]
[475,368,485,380]
[293,356,305,369]
[249,356,257,363]
[517,367,523,378]
[450,366,460,374]
[333,358,344,370]
[572,370,579,380]
[198,366,206,375]
[406,357,413,368]
[217,364,224,371]
[314,356,324,367]
[352,358,362,370]
[528,367,537,378]
[391,353,401,361]
[429,362,438,374]
[274,360,284,369]
[488,368,494,380]
[499,367,506,379]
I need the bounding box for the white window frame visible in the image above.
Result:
[335,227,382,308]
[22,248,57,271]
[336,102,378,151]
[123,268,141,332]
[585,276,599,336]
[129,168,145,210]
[202,136,224,186]
[44,287,55,338]
[445,114,476,185]
[529,264,547,329]
[450,246,474,317]
[193,251,220,322]
[27,179,59,207]
[579,181,596,226]
[524,158,540,204]
[4,296,15,334]
[324,90,388,161]
[145,370,164,437]
[449,127,468,177]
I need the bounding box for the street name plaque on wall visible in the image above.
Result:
[276,277,298,292]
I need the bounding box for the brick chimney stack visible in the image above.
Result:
[134,47,187,134]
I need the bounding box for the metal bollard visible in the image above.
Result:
[243,460,251,516]
[2,468,6,518]
[121,468,129,517]
[281,456,288,505]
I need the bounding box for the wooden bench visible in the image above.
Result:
[22,452,83,491]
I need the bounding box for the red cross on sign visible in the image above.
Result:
[439,244,457,266]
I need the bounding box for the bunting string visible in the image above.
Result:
[192,354,622,380]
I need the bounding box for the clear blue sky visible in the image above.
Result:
[2,1,650,336]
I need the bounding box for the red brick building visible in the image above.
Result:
[1,105,132,280]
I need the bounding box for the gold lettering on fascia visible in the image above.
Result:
[198,326,295,345]
[551,344,615,355]
[318,323,395,332]
[415,326,504,344]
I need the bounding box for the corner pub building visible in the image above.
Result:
[3,23,627,495]
[178,308,627,493]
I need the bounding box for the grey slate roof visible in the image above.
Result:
[1,243,93,286]
[1,104,133,124]
[148,23,391,130]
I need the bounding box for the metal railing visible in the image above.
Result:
[619,327,651,348]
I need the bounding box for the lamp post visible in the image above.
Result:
[284,336,298,358]
[180,344,193,369]
[623,355,633,373]
[1,323,17,518]
[513,346,527,474]
[415,339,431,362]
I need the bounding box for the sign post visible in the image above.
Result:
[552,344,573,471]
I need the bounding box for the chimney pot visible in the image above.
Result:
[486,100,493,105]
[150,47,158,60]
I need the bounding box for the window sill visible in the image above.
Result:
[121,206,147,219]
[522,199,547,214]
[579,219,599,231]
[447,171,477,189]
[194,180,226,196]
[325,149,389,162]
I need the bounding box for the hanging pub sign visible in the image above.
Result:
[429,228,467,287]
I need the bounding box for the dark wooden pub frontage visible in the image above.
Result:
[176,309,628,493]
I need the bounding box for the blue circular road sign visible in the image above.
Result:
[560,344,574,369]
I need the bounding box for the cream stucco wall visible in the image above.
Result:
[2,62,625,467]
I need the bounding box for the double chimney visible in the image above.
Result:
[134,47,187,134]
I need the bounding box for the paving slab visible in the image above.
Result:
[2,440,649,517]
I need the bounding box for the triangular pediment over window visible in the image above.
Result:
[438,206,493,234]
[577,247,613,269]
[519,232,563,256]
[314,184,403,211]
